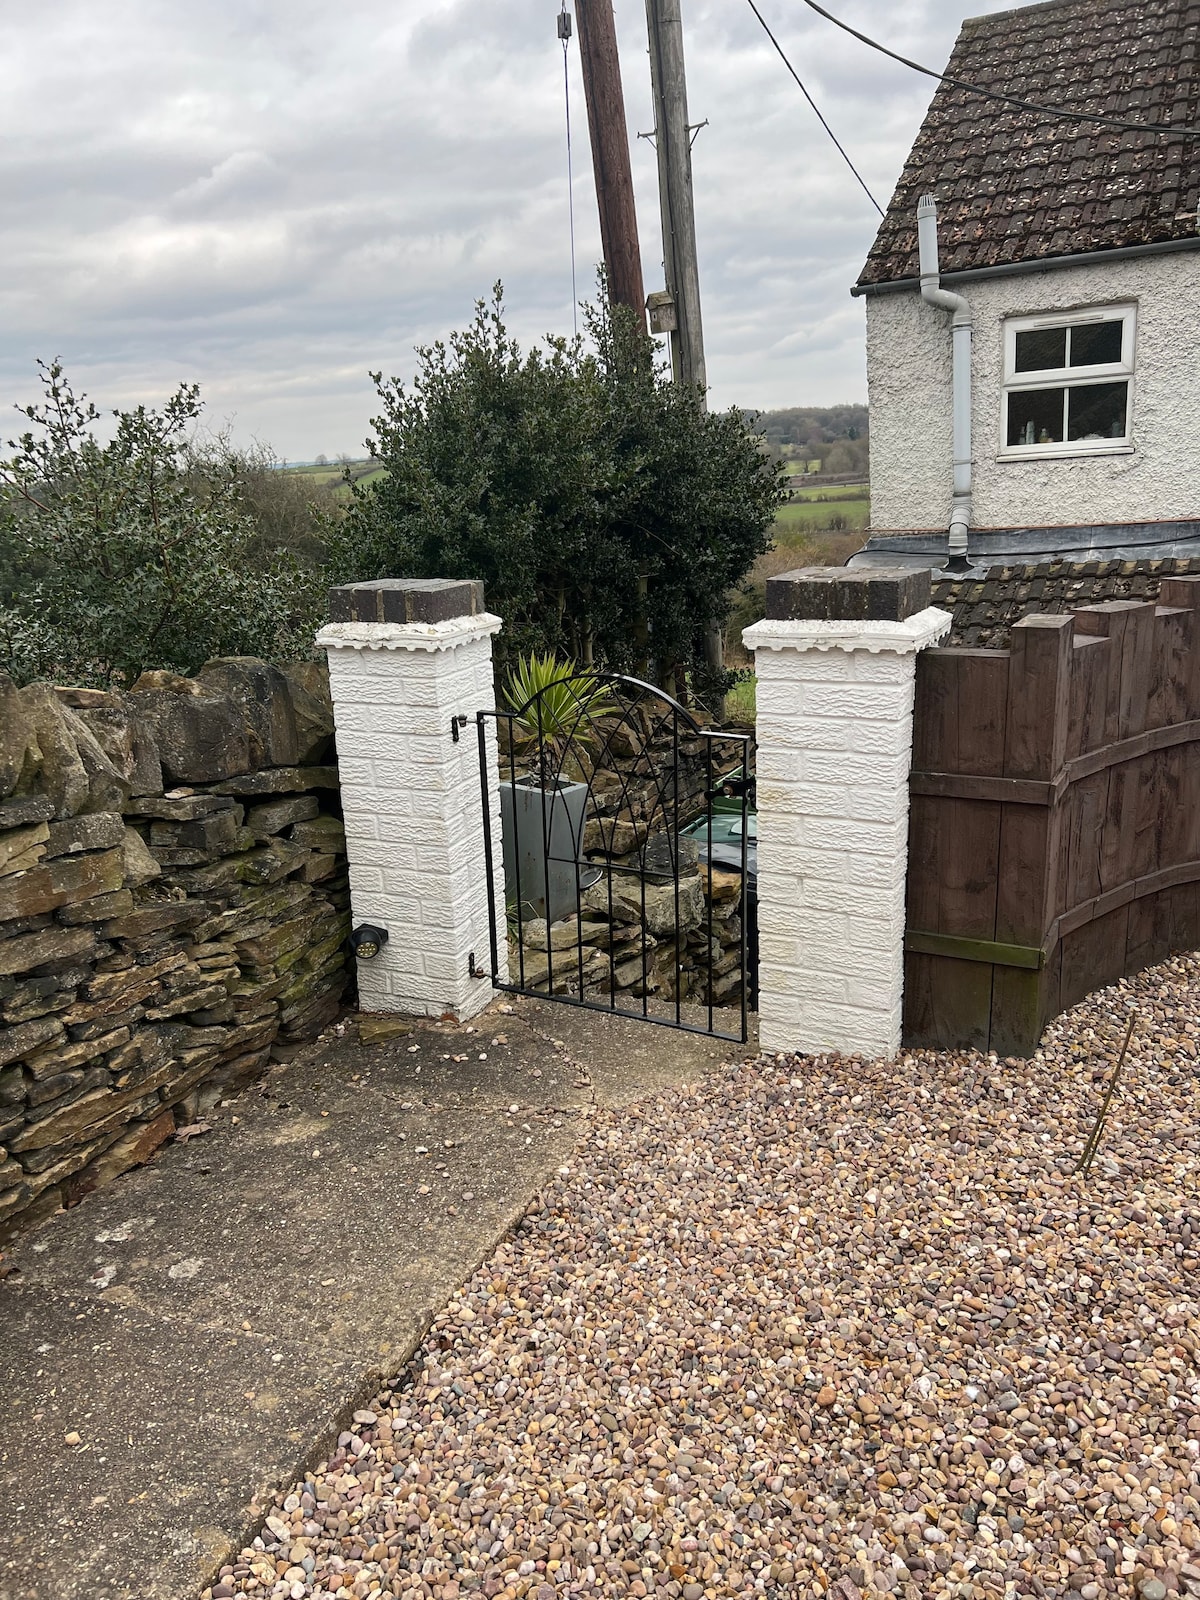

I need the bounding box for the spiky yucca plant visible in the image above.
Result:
[503,652,616,783]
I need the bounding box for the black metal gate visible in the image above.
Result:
[476,672,755,1043]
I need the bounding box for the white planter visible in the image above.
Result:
[499,778,601,924]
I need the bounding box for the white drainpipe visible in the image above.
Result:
[917,194,973,571]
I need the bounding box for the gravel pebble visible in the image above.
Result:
[207,955,1200,1599]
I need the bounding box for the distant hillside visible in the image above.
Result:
[752,405,868,445]
[751,405,869,476]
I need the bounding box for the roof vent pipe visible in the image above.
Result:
[917,194,973,572]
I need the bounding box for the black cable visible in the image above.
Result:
[744,0,885,216]
[798,0,1200,142]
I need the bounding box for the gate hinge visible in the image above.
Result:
[469,951,488,980]
[451,714,469,742]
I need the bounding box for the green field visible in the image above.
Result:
[283,460,386,500]
[773,485,870,539]
[724,676,756,727]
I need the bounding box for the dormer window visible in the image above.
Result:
[1001,305,1135,456]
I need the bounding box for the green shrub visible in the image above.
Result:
[328,284,785,703]
[0,363,323,686]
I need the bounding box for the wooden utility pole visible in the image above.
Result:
[645,0,706,393]
[646,0,724,708]
[575,0,647,329]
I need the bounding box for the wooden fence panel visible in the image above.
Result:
[904,576,1200,1055]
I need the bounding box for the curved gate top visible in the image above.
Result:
[476,671,755,1043]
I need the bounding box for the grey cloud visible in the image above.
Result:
[0,0,1006,456]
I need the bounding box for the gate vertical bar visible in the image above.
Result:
[705,734,714,1034]
[739,733,750,1045]
[507,714,526,990]
[476,713,501,981]
[672,704,681,1025]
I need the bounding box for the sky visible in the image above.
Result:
[0,0,1010,461]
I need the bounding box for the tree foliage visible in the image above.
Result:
[328,286,784,695]
[0,363,323,687]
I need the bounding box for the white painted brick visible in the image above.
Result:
[845,652,916,686]
[787,969,852,1005]
[335,757,376,787]
[791,815,908,855]
[755,713,913,759]
[798,876,902,919]
[746,609,947,1061]
[788,748,911,789]
[759,650,856,683]
[761,998,896,1058]
[794,684,911,721]
[321,614,505,1021]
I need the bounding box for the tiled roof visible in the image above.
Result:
[857,0,1200,287]
[931,554,1200,645]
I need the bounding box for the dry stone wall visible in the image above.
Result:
[0,658,350,1242]
[514,864,747,1009]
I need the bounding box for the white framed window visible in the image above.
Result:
[1000,303,1135,457]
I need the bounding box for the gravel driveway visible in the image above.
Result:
[207,954,1200,1600]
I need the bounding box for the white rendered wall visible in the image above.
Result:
[743,610,950,1060]
[317,615,506,1021]
[865,249,1200,532]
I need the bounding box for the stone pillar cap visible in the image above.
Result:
[766,566,931,623]
[329,578,485,625]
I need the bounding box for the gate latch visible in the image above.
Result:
[710,775,755,803]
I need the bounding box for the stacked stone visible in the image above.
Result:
[0,657,350,1242]
[515,864,747,1009]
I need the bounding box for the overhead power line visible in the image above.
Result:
[744,0,885,216]
[798,0,1200,142]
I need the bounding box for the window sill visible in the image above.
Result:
[996,443,1136,463]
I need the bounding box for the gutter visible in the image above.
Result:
[851,232,1200,298]
[917,195,973,573]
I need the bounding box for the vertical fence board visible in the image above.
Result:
[912,648,1009,772]
[905,649,1009,1048]
[1003,615,1074,780]
[988,616,1072,1053]
[1067,634,1111,759]
[1148,607,1192,729]
[1118,603,1158,740]
[1065,773,1106,909]
[1158,579,1200,718]
[1060,903,1131,1013]
[903,952,993,1053]
[1074,602,1137,746]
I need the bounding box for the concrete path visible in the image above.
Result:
[0,998,746,1600]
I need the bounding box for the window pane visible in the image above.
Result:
[1014,327,1067,372]
[1008,387,1065,446]
[1067,381,1128,440]
[1069,321,1123,367]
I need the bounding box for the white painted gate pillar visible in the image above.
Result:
[317,578,505,1021]
[743,568,951,1060]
